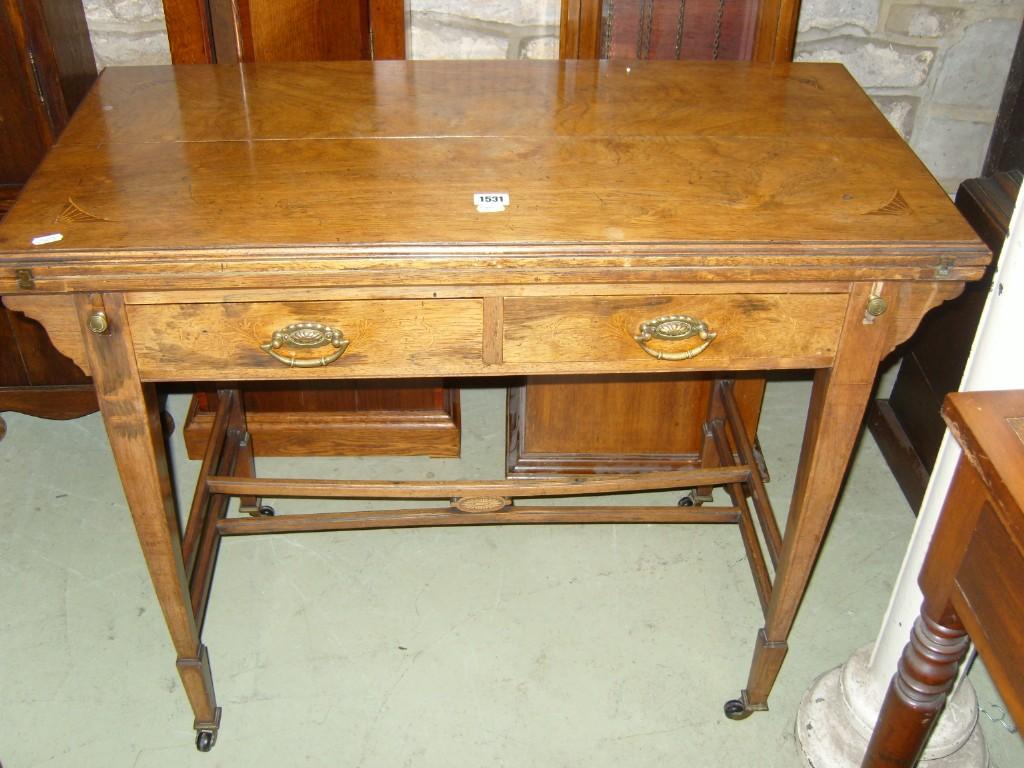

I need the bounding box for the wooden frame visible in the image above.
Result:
[162,0,406,63]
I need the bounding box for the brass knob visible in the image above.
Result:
[87,311,109,334]
[866,295,888,317]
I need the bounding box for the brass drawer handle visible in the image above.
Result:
[259,321,350,367]
[634,315,717,361]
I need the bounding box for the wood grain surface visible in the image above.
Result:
[503,293,846,367]
[128,298,485,381]
[0,61,986,293]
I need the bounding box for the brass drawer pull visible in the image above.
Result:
[634,315,717,360]
[259,321,349,367]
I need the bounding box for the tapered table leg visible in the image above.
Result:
[729,283,899,717]
[76,294,220,747]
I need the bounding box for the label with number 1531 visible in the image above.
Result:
[473,192,510,213]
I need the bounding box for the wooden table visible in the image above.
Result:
[0,61,988,751]
[862,390,1024,767]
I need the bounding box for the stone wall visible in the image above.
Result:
[408,0,560,59]
[796,0,1024,192]
[83,0,170,67]
[82,1,1022,191]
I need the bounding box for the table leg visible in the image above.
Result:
[76,294,220,747]
[860,607,970,768]
[730,283,897,717]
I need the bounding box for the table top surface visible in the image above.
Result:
[0,60,987,290]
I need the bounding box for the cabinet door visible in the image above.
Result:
[0,0,97,431]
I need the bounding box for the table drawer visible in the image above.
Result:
[502,293,848,370]
[128,299,485,381]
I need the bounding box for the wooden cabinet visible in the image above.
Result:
[160,0,458,459]
[862,390,1024,767]
[0,0,98,437]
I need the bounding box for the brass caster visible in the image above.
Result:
[196,728,217,752]
[241,504,275,517]
[724,698,754,721]
[678,490,712,507]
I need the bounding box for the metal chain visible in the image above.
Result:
[712,0,725,60]
[674,0,687,60]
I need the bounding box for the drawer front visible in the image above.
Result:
[502,294,848,370]
[129,299,485,381]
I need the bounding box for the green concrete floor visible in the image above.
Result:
[1,379,1020,767]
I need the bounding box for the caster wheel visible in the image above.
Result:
[723,698,753,721]
[256,505,275,517]
[679,489,708,507]
[196,729,217,752]
[160,410,176,437]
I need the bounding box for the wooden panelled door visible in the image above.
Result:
[161,0,460,459]
[508,0,802,476]
[0,0,98,439]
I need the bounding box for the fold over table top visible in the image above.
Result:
[0,60,988,292]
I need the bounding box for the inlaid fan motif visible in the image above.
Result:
[865,190,911,216]
[55,198,109,224]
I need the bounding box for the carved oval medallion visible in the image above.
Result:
[270,321,344,349]
[454,496,511,514]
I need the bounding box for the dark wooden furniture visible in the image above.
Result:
[862,389,1024,767]
[560,0,801,62]
[511,0,802,477]
[0,61,987,750]
[868,171,1018,509]
[160,0,458,459]
[0,0,97,438]
[163,0,405,64]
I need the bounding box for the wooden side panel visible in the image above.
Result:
[38,0,97,113]
[241,0,370,62]
[0,1,52,182]
[507,375,766,476]
[162,0,215,64]
[184,381,461,458]
[369,0,405,60]
[560,0,603,59]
